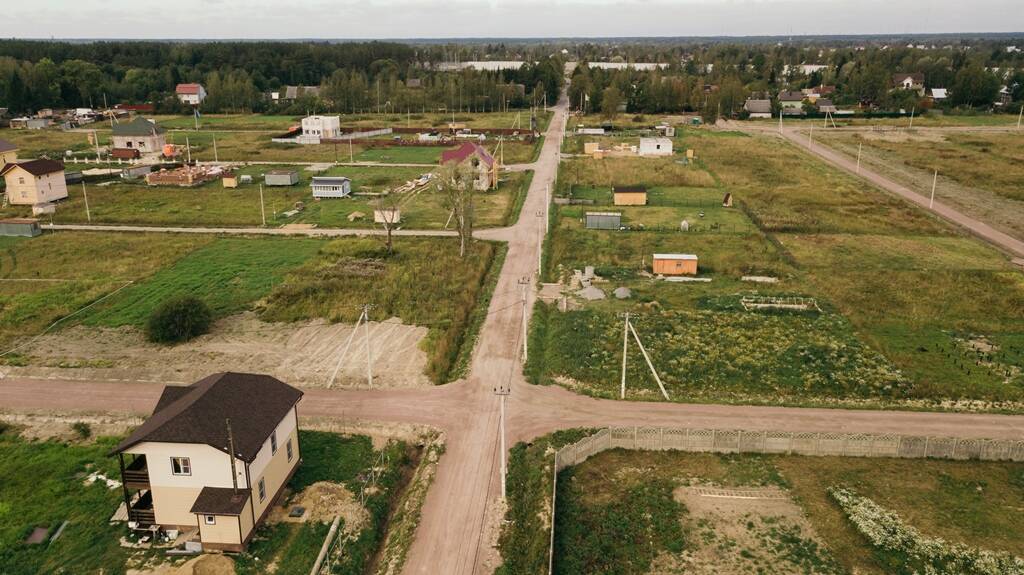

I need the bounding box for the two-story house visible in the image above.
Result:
[112,372,303,552]
[440,142,498,191]
[0,159,68,205]
[176,83,207,106]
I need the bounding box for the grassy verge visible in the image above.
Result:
[494,429,595,575]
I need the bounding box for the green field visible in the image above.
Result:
[0,233,210,350]
[0,163,528,230]
[536,126,1024,408]
[154,110,552,132]
[549,448,1024,575]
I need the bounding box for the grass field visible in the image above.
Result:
[552,448,1024,575]
[0,163,528,230]
[154,110,552,132]
[752,113,1023,128]
[0,127,110,158]
[536,126,1024,408]
[0,232,210,351]
[815,130,1024,240]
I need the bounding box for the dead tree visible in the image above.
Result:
[439,162,476,258]
[374,193,400,255]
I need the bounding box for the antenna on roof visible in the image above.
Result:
[226,418,239,495]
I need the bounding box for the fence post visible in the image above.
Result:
[762,430,768,453]
[897,435,904,458]
[737,430,743,453]
[788,432,794,455]
[660,428,665,450]
[924,437,931,458]
[634,426,638,449]
[712,429,717,452]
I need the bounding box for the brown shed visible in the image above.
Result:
[613,185,647,206]
[653,253,698,276]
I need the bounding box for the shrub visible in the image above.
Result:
[70,422,92,439]
[146,296,213,344]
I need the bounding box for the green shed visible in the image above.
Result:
[0,218,42,237]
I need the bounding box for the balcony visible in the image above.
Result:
[123,455,150,489]
[128,490,155,525]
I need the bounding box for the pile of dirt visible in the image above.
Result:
[269,481,368,535]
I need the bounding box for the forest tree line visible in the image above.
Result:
[0,40,564,115]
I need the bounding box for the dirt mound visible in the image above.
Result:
[3,312,430,389]
[269,481,368,534]
[191,555,235,575]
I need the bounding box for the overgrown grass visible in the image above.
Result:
[494,429,595,575]
[0,430,133,575]
[261,237,500,383]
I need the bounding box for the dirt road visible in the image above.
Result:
[4,96,1024,575]
[43,223,458,237]
[729,121,1024,258]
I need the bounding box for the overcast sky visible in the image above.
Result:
[3,0,1023,40]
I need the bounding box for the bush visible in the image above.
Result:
[70,422,92,439]
[145,296,212,344]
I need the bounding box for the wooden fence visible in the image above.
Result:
[547,426,1024,573]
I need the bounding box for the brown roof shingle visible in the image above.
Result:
[112,372,303,462]
[0,159,63,177]
[190,487,251,515]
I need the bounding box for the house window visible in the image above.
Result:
[286,438,294,462]
[271,431,278,455]
[204,515,216,525]
[170,457,191,476]
[18,177,24,185]
[126,141,133,148]
[258,478,266,502]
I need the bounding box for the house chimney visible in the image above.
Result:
[226,418,239,495]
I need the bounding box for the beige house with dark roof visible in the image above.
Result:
[112,373,303,552]
[1,159,67,205]
[0,139,18,167]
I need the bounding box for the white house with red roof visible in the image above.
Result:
[176,83,207,106]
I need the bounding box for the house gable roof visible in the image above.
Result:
[744,99,772,114]
[176,83,204,95]
[613,185,647,194]
[1,158,63,177]
[112,117,167,137]
[440,142,494,167]
[892,72,925,85]
[112,372,303,462]
[0,139,17,153]
[778,91,805,102]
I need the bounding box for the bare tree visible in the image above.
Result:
[438,162,476,258]
[374,193,401,255]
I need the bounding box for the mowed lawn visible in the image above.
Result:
[536,126,1024,407]
[551,448,1024,575]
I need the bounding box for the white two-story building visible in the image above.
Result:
[112,372,303,552]
[298,115,341,144]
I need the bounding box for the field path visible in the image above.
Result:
[4,93,1024,575]
[728,120,1024,258]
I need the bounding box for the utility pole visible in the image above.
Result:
[807,123,813,148]
[929,169,938,209]
[103,93,113,129]
[620,311,629,399]
[349,137,354,163]
[909,106,915,129]
[259,184,267,226]
[493,384,510,500]
[1018,104,1023,129]
[856,142,862,174]
[778,109,783,134]
[362,304,374,387]
[81,181,91,222]
[518,277,530,362]
[212,133,218,163]
[536,210,544,276]
[185,136,191,164]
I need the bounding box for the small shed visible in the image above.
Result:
[311,176,351,199]
[121,165,154,180]
[653,253,698,276]
[0,218,42,237]
[265,170,299,186]
[585,211,622,230]
[613,186,647,206]
[722,193,733,207]
[222,174,238,188]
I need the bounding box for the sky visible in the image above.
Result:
[2,0,1023,40]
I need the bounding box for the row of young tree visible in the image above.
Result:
[0,40,564,115]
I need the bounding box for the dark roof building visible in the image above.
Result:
[778,91,805,102]
[112,372,303,462]
[0,158,64,177]
[440,142,495,167]
[112,117,167,137]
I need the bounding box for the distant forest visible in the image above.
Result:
[0,38,1021,119]
[0,40,564,115]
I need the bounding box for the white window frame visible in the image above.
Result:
[258,478,266,502]
[170,456,191,476]
[204,515,216,525]
[270,430,278,455]
[286,438,294,462]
